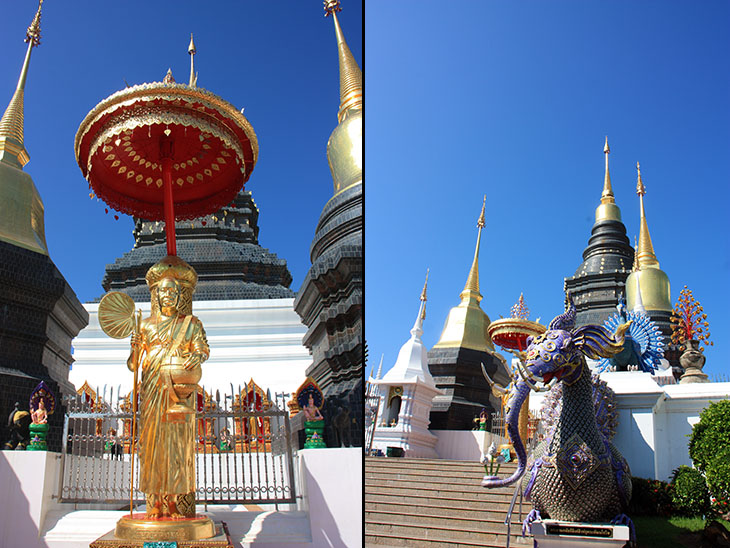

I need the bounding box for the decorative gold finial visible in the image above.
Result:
[600,136,615,204]
[25,0,43,48]
[461,197,486,300]
[420,268,429,302]
[636,161,646,196]
[324,0,342,15]
[510,293,530,320]
[324,0,362,123]
[477,195,486,229]
[188,33,198,87]
[419,268,429,320]
[163,68,175,84]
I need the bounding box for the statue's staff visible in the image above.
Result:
[129,308,142,516]
[97,292,142,517]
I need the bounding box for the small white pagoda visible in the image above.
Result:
[370,272,442,458]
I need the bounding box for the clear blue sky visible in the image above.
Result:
[0,0,361,302]
[365,2,730,379]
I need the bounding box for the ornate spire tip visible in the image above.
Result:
[477,195,486,229]
[25,0,43,48]
[188,33,196,54]
[420,268,429,302]
[636,162,646,196]
[324,0,342,16]
[604,136,610,154]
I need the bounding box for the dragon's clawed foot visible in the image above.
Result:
[611,513,636,547]
[522,509,541,537]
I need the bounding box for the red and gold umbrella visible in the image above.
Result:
[75,73,257,256]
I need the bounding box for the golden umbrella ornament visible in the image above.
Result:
[98,291,142,516]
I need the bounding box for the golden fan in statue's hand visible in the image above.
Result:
[98,292,136,339]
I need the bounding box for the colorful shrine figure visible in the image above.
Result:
[303,394,324,421]
[219,428,231,452]
[128,256,209,519]
[28,381,55,451]
[295,378,326,449]
[478,408,488,431]
[3,403,31,450]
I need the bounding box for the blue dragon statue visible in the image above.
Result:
[481,301,633,527]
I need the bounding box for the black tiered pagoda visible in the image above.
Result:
[293,6,363,447]
[0,5,88,451]
[100,190,294,301]
[564,139,634,327]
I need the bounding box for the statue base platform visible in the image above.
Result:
[530,520,630,547]
[90,518,229,547]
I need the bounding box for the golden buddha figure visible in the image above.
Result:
[127,255,209,520]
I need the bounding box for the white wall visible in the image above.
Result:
[0,448,362,548]
[70,298,311,401]
[433,373,730,481]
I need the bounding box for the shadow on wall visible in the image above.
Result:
[0,452,43,548]
[302,462,349,548]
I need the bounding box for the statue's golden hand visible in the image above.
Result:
[130,333,143,350]
[182,353,203,371]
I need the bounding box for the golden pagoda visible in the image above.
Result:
[625,162,672,312]
[324,0,362,196]
[0,0,48,255]
[433,196,495,352]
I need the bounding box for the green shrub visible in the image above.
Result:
[705,446,730,515]
[630,476,675,517]
[688,400,730,472]
[670,465,711,516]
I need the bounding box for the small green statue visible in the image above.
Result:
[28,381,55,451]
[296,378,326,449]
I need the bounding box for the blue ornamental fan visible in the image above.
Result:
[596,309,664,373]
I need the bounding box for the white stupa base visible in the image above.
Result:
[530,520,630,547]
[371,426,439,458]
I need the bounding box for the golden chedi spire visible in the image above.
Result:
[0,0,48,255]
[635,162,659,268]
[625,162,671,311]
[595,136,623,223]
[324,0,362,196]
[461,195,486,300]
[0,0,43,169]
[324,0,362,122]
[433,197,495,351]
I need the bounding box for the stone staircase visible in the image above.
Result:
[365,456,532,547]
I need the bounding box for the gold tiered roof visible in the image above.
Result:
[626,162,671,311]
[433,197,495,351]
[595,137,623,223]
[0,0,48,254]
[324,0,362,196]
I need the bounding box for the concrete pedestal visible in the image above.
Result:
[531,520,630,547]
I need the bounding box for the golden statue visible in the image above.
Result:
[128,256,209,519]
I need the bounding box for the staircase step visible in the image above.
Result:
[365,474,518,495]
[365,521,518,547]
[364,456,533,547]
[365,531,533,548]
[365,499,523,521]
[366,509,512,532]
[365,481,517,501]
[365,492,514,513]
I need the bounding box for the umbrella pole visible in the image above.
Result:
[160,136,177,256]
